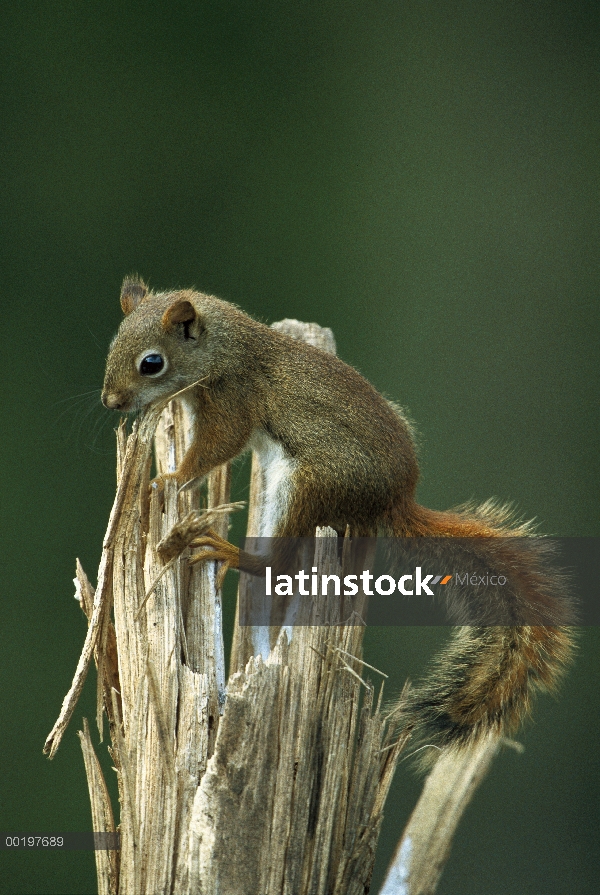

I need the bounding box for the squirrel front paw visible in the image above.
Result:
[149,475,165,495]
[150,472,201,496]
[149,473,177,496]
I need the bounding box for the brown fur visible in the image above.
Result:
[102,277,574,753]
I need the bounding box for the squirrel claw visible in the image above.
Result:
[149,475,166,496]
[215,561,231,591]
[189,532,240,587]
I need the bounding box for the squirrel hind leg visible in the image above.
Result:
[401,625,575,759]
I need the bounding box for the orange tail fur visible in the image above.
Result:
[395,501,575,751]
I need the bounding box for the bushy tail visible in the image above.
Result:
[394,500,575,752]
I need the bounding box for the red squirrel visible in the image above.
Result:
[102,276,573,751]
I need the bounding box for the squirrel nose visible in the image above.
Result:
[102,392,126,410]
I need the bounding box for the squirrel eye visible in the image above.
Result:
[139,353,165,376]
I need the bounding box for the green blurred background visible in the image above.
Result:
[1,2,598,893]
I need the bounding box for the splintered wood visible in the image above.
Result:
[45,319,497,895]
[185,542,407,895]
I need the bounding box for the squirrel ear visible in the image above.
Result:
[120,276,149,315]
[161,298,197,331]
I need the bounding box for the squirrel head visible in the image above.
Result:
[102,276,229,412]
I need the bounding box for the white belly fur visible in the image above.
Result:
[248,429,296,537]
